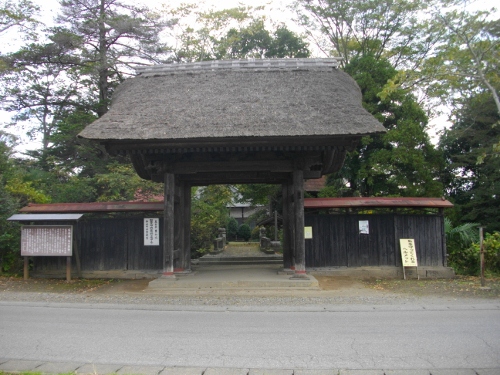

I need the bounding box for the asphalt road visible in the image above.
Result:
[1,301,499,370]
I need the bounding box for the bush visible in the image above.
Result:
[237,224,251,241]
[449,232,500,275]
[227,217,239,241]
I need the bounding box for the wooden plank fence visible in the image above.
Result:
[305,214,445,268]
[34,214,446,272]
[34,218,163,272]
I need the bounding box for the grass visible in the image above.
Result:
[363,276,500,298]
[0,276,118,293]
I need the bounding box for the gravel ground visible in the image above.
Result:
[1,275,499,307]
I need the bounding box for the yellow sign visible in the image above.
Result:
[304,226,313,239]
[400,239,418,267]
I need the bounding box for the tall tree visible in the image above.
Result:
[293,0,438,69]
[439,92,500,232]
[0,48,87,159]
[418,3,499,159]
[54,0,172,117]
[165,5,309,62]
[218,21,310,59]
[0,0,38,37]
[331,55,443,197]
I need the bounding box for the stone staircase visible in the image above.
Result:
[197,243,283,265]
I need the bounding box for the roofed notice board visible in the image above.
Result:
[21,225,73,256]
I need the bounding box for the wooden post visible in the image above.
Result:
[66,256,71,282]
[24,257,29,280]
[480,227,485,287]
[282,182,292,270]
[174,179,182,271]
[293,169,306,276]
[274,210,278,241]
[440,208,447,267]
[183,182,192,271]
[73,224,82,278]
[163,172,175,277]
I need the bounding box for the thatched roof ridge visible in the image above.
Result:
[134,58,341,75]
[79,58,385,143]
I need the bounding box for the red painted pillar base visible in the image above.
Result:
[174,268,192,274]
[290,266,309,279]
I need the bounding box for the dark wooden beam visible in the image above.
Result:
[182,182,192,271]
[282,181,293,270]
[173,172,291,185]
[105,135,362,155]
[170,160,294,174]
[163,172,175,276]
[293,169,306,275]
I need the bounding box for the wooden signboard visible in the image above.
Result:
[21,225,73,281]
[144,218,160,246]
[21,225,73,256]
[399,238,419,280]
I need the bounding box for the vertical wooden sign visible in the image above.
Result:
[399,238,418,279]
[144,218,160,246]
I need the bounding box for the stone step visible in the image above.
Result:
[198,256,283,265]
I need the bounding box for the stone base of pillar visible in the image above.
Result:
[278,268,295,275]
[289,273,310,280]
[174,268,192,274]
[161,272,176,279]
[290,268,309,279]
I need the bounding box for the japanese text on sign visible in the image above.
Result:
[359,220,369,234]
[144,218,160,246]
[399,239,418,267]
[21,226,73,256]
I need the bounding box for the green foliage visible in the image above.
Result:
[294,0,433,69]
[219,21,310,59]
[54,0,172,116]
[5,178,51,205]
[318,185,340,198]
[445,217,479,275]
[166,5,309,62]
[445,217,479,249]
[333,55,443,197]
[190,185,233,254]
[0,136,21,272]
[237,223,251,241]
[449,232,500,276]
[40,109,108,177]
[93,162,163,202]
[0,0,39,39]
[421,5,500,119]
[226,217,239,240]
[0,182,21,273]
[440,92,500,232]
[236,184,279,207]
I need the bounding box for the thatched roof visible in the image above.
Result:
[79,59,384,146]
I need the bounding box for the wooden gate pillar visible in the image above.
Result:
[293,169,306,275]
[163,172,175,276]
[282,181,293,270]
[181,181,192,272]
[281,183,292,270]
[174,179,183,272]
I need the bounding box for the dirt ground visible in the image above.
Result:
[1,274,499,299]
